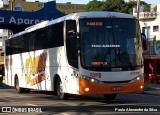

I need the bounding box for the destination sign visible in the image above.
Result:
[87,22,103,26]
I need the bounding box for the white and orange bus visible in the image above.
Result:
[4,11,146,100]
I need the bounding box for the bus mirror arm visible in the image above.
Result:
[76,38,80,50]
[77,50,80,56]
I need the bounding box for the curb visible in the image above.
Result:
[143,91,160,95]
[143,88,160,95]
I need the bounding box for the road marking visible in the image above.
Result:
[1,97,15,102]
[60,113,71,115]
[27,103,38,106]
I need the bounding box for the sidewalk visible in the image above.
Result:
[0,83,13,89]
[143,83,160,95]
[0,79,14,89]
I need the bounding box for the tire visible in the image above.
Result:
[104,94,117,101]
[56,77,69,100]
[23,88,30,93]
[15,77,24,93]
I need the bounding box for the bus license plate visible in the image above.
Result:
[111,86,123,91]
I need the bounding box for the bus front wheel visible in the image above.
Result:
[56,77,69,100]
[104,94,117,101]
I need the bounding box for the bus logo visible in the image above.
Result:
[25,52,47,86]
[90,73,101,78]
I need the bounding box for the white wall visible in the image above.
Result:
[139,4,160,40]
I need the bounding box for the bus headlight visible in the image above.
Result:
[130,74,144,83]
[81,75,103,84]
[137,77,140,80]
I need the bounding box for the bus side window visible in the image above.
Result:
[35,28,47,50]
[66,20,78,68]
[48,22,64,48]
[66,20,77,38]
[13,36,25,53]
[29,32,35,51]
[5,40,11,56]
[141,33,147,50]
[24,34,29,52]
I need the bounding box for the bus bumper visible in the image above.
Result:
[79,77,144,95]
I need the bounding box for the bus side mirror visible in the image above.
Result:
[141,33,147,51]
[67,30,79,39]
[68,30,76,37]
[68,31,80,50]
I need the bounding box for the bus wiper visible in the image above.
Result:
[106,35,112,66]
[114,40,121,66]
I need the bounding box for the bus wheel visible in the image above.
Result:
[56,77,69,100]
[23,88,30,93]
[104,94,117,101]
[15,77,23,93]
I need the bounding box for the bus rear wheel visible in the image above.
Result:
[15,78,30,93]
[56,77,69,100]
[15,77,23,93]
[104,94,117,101]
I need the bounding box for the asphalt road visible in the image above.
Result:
[0,84,160,115]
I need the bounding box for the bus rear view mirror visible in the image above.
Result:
[68,30,76,36]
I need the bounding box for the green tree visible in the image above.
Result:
[101,0,126,12]
[84,0,104,11]
[125,1,137,14]
[84,0,148,14]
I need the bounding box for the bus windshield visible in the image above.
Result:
[79,18,143,71]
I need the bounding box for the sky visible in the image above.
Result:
[27,0,160,4]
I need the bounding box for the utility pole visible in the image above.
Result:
[137,0,140,19]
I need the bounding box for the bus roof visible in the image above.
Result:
[10,11,136,38]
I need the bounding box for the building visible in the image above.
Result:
[0,0,85,49]
[0,0,85,65]
[133,4,160,83]
[0,0,9,10]
[0,0,45,53]
[56,2,85,14]
[0,0,85,13]
[133,4,160,55]
[0,0,85,41]
[0,0,85,47]
[0,0,10,56]
[0,0,43,11]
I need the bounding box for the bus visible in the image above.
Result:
[4,11,146,100]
